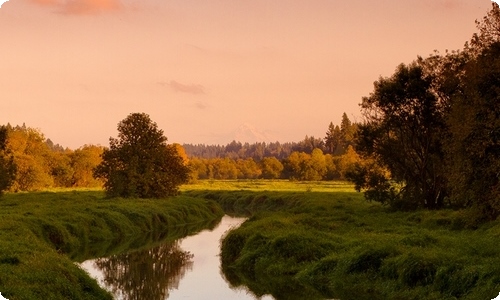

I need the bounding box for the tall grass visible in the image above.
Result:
[0,190,223,300]
[186,180,500,300]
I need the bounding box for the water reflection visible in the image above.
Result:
[92,241,192,299]
[81,216,274,300]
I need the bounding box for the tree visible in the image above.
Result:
[354,61,447,209]
[445,42,500,219]
[339,113,357,154]
[187,158,209,181]
[0,126,16,195]
[284,149,326,181]
[467,3,500,55]
[70,145,104,187]
[7,126,53,191]
[211,158,238,179]
[336,145,360,180]
[324,122,341,155]
[260,157,283,179]
[94,113,189,198]
[236,158,261,179]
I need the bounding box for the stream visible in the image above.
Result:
[79,215,274,300]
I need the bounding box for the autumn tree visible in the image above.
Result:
[49,150,73,187]
[0,126,16,195]
[188,158,210,181]
[94,113,189,198]
[236,158,261,179]
[285,149,326,181]
[70,145,104,187]
[260,157,284,179]
[7,126,54,191]
[210,158,238,179]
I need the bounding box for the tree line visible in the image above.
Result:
[0,124,104,192]
[183,113,357,160]
[0,111,359,193]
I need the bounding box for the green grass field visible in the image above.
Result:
[185,180,500,300]
[1,180,499,299]
[0,190,223,300]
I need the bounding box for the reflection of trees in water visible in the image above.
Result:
[94,240,193,300]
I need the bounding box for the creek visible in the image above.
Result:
[79,215,274,300]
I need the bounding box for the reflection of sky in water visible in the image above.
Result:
[80,216,274,300]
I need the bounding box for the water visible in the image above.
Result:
[79,216,274,300]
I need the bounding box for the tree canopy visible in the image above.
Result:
[347,3,500,217]
[0,126,16,195]
[94,113,189,198]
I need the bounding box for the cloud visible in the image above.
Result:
[195,101,208,109]
[28,0,123,15]
[159,80,206,95]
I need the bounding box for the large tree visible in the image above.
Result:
[352,61,447,209]
[94,113,189,198]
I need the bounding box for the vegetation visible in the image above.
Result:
[0,124,104,192]
[348,3,500,217]
[0,111,359,192]
[185,180,500,300]
[0,190,223,300]
[0,126,15,195]
[94,113,190,198]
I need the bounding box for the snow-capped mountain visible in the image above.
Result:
[229,123,276,144]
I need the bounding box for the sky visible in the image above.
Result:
[0,0,494,149]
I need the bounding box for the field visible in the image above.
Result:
[0,180,499,299]
[0,190,223,300]
[185,180,500,300]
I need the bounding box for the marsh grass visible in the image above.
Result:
[0,190,223,300]
[185,180,500,300]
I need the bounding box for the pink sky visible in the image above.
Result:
[0,0,493,149]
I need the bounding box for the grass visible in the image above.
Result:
[184,180,500,300]
[0,190,224,300]
[2,180,500,299]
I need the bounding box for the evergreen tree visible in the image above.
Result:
[324,122,341,155]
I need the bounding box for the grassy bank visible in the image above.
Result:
[0,190,224,300]
[186,180,500,300]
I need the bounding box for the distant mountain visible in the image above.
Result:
[229,123,276,144]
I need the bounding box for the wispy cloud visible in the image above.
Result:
[28,0,123,15]
[159,80,206,95]
[195,101,208,109]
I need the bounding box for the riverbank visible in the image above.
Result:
[185,180,500,300]
[2,181,500,299]
[0,191,224,300]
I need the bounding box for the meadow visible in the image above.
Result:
[0,190,223,300]
[185,180,500,300]
[0,180,499,299]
